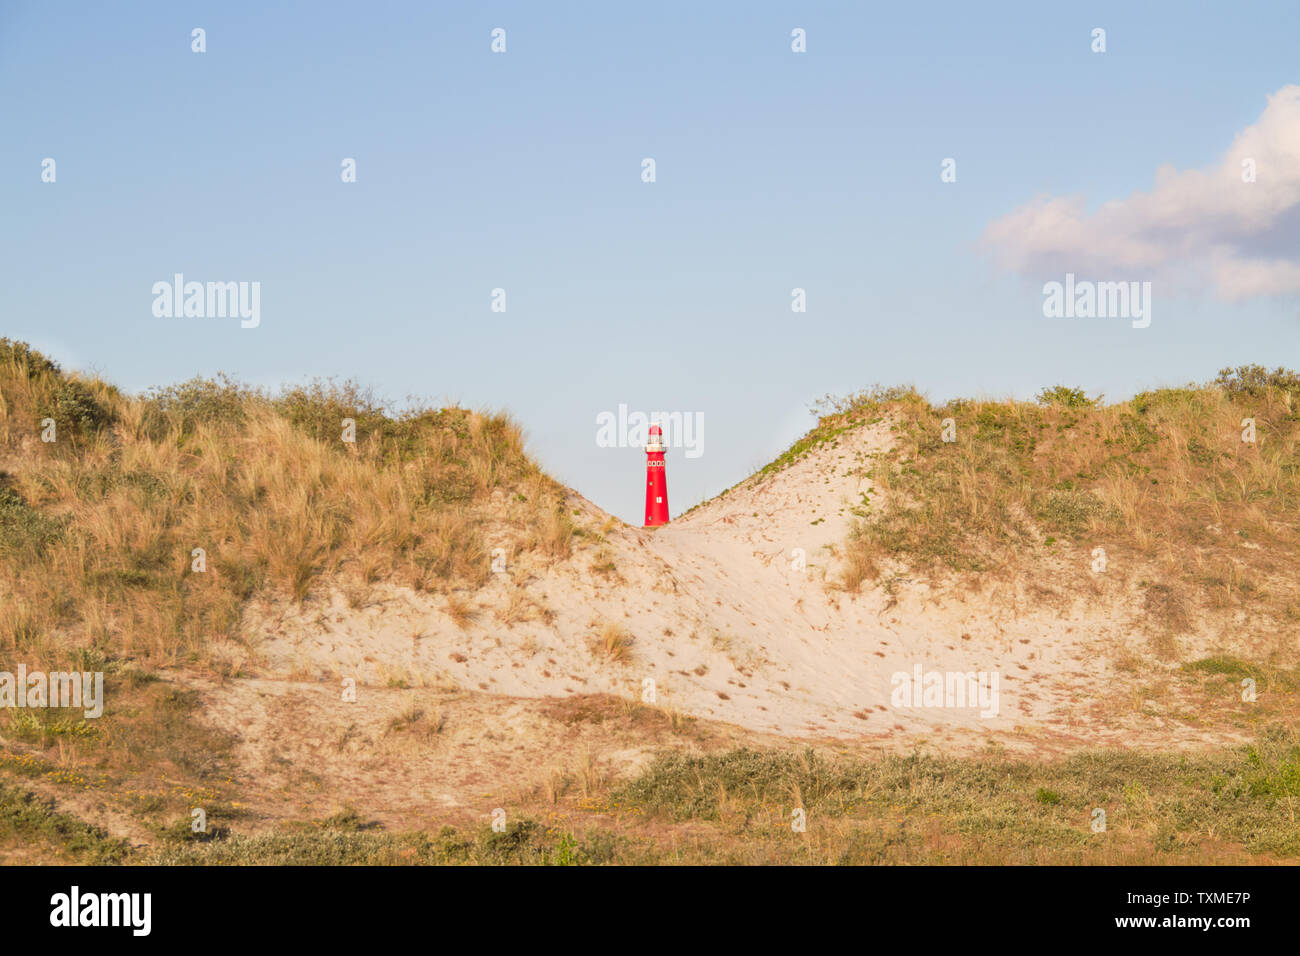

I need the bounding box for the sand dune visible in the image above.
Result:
[237,415,1244,754]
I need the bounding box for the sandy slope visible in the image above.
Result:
[225,415,1247,758]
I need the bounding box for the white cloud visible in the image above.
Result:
[982,85,1300,301]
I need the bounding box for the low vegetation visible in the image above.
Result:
[609,725,1300,863]
[0,340,581,860]
[4,344,1298,865]
[0,782,129,864]
[592,622,635,663]
[0,339,573,671]
[822,367,1300,651]
[7,724,1298,865]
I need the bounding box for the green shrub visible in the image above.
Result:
[143,373,258,436]
[37,378,114,438]
[0,485,65,551]
[275,378,389,444]
[1214,364,1300,398]
[0,784,129,864]
[1035,385,1097,408]
[0,338,61,379]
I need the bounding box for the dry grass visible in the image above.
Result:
[0,340,571,672]
[592,623,634,663]
[383,706,445,741]
[826,369,1300,648]
[495,586,534,627]
[577,749,606,798]
[444,595,478,630]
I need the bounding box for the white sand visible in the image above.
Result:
[236,415,1236,751]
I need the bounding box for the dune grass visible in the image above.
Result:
[5,343,1299,866]
[8,723,1289,865]
[0,339,574,672]
[604,724,1300,863]
[0,341,579,860]
[820,367,1300,650]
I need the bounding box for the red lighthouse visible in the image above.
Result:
[644,423,669,527]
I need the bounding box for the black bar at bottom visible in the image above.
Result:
[0,864,1280,942]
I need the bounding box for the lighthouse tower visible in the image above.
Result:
[644,423,669,527]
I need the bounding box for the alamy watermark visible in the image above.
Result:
[596,404,704,458]
[1042,273,1151,329]
[50,886,150,936]
[890,665,999,718]
[0,665,104,718]
[152,274,260,328]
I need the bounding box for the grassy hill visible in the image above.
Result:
[771,371,1300,659]
[2,341,1298,865]
[1,339,574,673]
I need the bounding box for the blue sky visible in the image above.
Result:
[2,1,1297,522]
